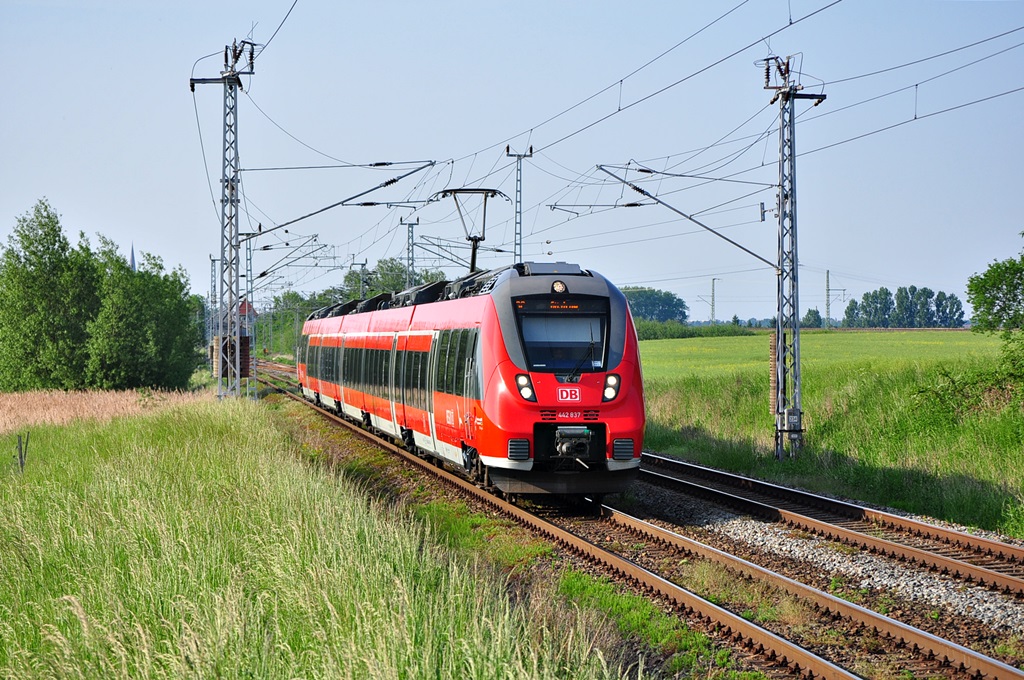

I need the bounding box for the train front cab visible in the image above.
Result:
[478,267,646,496]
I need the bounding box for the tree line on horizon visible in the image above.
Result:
[0,199,203,391]
[841,286,965,329]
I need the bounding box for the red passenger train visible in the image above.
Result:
[298,261,645,496]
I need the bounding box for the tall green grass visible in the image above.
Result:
[641,331,1024,537]
[0,401,626,679]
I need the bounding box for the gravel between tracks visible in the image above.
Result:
[632,480,1024,635]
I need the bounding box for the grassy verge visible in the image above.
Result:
[263,396,767,679]
[641,330,1024,537]
[0,399,626,679]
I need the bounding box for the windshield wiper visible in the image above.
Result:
[564,340,595,383]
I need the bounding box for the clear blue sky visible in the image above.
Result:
[2,0,1022,322]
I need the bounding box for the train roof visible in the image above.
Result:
[306,261,597,321]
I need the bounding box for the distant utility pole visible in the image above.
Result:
[402,217,418,288]
[764,55,826,458]
[711,277,720,325]
[349,258,368,298]
[825,270,830,330]
[825,270,846,330]
[191,40,255,399]
[208,256,219,370]
[506,145,532,263]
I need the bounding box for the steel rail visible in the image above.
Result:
[263,383,859,679]
[644,453,1024,566]
[602,504,1024,680]
[640,455,1024,596]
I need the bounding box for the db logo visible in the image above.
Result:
[557,387,581,402]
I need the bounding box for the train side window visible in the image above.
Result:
[342,337,350,385]
[383,344,392,402]
[415,351,425,410]
[447,329,462,397]
[450,331,460,395]
[421,350,430,409]
[435,330,449,395]
[378,348,386,399]
[414,350,423,409]
[356,346,365,395]
[397,348,407,406]
[372,350,380,399]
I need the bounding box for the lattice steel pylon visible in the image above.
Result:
[766,56,825,458]
[402,217,418,288]
[191,41,254,398]
[506,145,532,263]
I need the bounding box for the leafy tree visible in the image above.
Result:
[892,286,916,328]
[860,287,894,328]
[86,243,202,390]
[621,287,689,323]
[841,300,861,328]
[912,287,936,328]
[934,291,965,328]
[0,199,203,391]
[0,199,100,390]
[341,257,446,299]
[967,241,1024,373]
[801,307,823,328]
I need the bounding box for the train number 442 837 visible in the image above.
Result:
[557,411,582,420]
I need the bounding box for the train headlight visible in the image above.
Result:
[602,374,620,402]
[515,374,536,402]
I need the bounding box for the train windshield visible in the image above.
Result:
[515,298,608,373]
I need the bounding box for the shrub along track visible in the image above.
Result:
[260,379,1023,679]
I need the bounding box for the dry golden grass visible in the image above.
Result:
[0,389,212,435]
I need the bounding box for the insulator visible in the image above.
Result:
[383,178,398,187]
[764,61,771,86]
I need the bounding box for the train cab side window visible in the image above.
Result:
[456,328,473,397]
[468,329,482,400]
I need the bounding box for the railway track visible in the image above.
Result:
[260,379,1024,679]
[641,453,1024,598]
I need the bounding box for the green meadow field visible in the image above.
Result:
[639,330,1024,537]
[0,400,632,679]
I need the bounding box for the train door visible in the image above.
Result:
[388,334,399,431]
[427,329,442,456]
[461,329,479,444]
